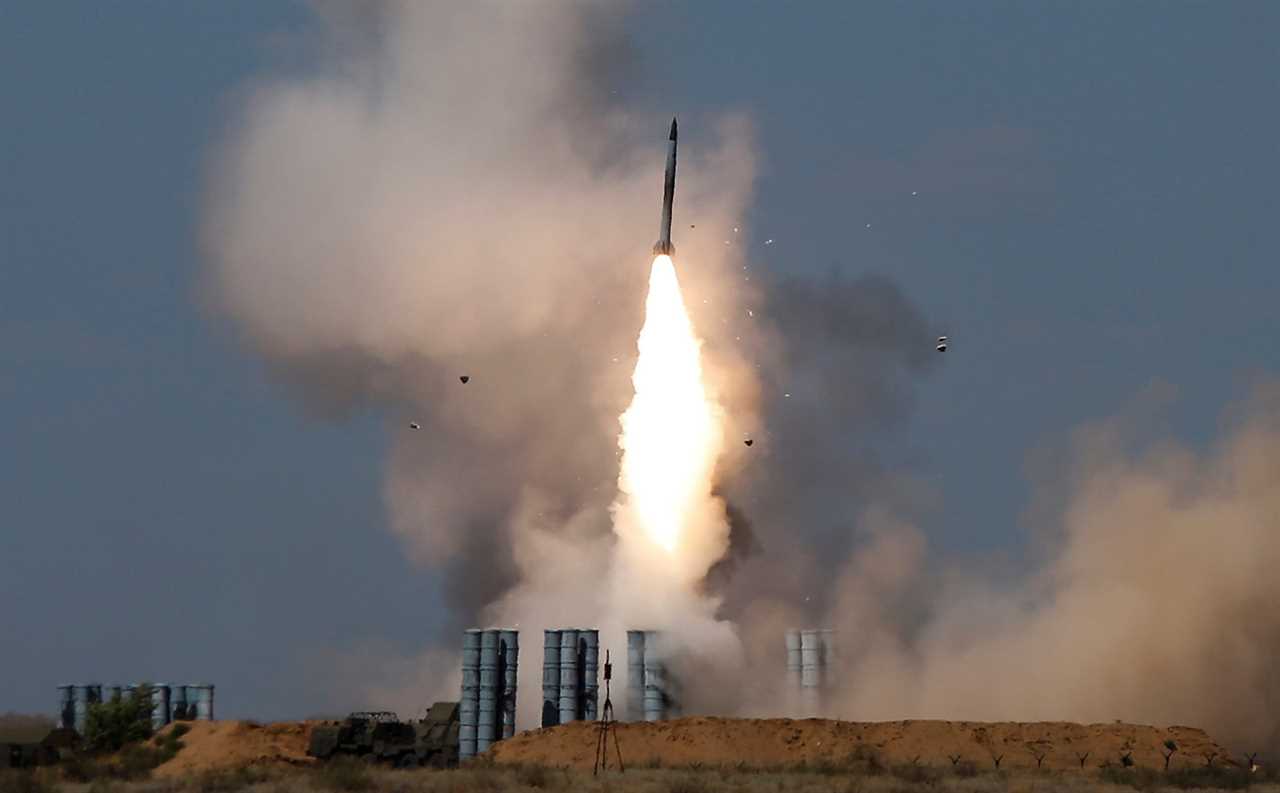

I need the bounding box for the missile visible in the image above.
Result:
[652,117,678,257]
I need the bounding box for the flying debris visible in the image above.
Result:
[409,422,421,430]
[936,336,948,353]
[459,375,471,384]
[652,117,678,256]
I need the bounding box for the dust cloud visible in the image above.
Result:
[812,384,1280,750]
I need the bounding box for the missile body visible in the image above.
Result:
[653,117,677,256]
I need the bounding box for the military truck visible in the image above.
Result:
[307,703,460,768]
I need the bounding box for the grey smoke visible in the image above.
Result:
[713,270,939,625]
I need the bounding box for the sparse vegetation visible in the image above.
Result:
[1026,743,1048,770]
[10,761,1280,793]
[313,757,374,792]
[83,686,154,754]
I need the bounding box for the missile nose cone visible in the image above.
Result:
[670,117,678,141]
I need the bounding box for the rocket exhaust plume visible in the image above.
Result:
[609,122,731,608]
[615,254,723,559]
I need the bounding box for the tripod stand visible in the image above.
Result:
[594,650,625,775]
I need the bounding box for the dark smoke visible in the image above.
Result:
[713,270,939,624]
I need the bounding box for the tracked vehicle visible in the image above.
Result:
[307,703,460,768]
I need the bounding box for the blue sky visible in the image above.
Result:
[3,2,1278,719]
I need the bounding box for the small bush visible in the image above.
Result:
[85,687,154,754]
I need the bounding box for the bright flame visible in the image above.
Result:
[616,255,723,553]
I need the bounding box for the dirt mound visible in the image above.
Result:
[487,718,1234,773]
[152,720,317,777]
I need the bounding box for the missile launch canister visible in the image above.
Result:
[653,117,678,257]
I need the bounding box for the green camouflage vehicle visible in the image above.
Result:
[307,703,460,768]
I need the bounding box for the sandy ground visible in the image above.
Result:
[147,716,1234,776]
[486,717,1235,773]
[151,720,318,777]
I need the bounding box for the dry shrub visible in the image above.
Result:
[191,766,272,793]
[445,767,505,793]
[664,773,710,793]
[513,764,552,789]
[313,758,373,793]
[890,763,941,786]
[951,761,978,779]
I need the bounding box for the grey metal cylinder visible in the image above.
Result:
[644,630,680,720]
[459,629,482,760]
[193,684,214,721]
[541,630,561,728]
[57,685,74,730]
[581,629,600,721]
[170,685,188,722]
[500,629,518,740]
[786,629,803,715]
[819,629,835,676]
[642,658,665,722]
[626,630,646,722]
[477,629,500,753]
[151,685,171,731]
[819,629,835,708]
[785,629,803,685]
[800,630,822,717]
[558,629,580,724]
[72,686,90,733]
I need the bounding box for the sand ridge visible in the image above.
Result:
[485,717,1235,773]
[151,720,318,777]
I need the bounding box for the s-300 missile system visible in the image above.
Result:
[307,703,460,768]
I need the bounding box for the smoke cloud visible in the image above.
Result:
[202,0,759,725]
[817,384,1280,750]
[203,0,1280,750]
